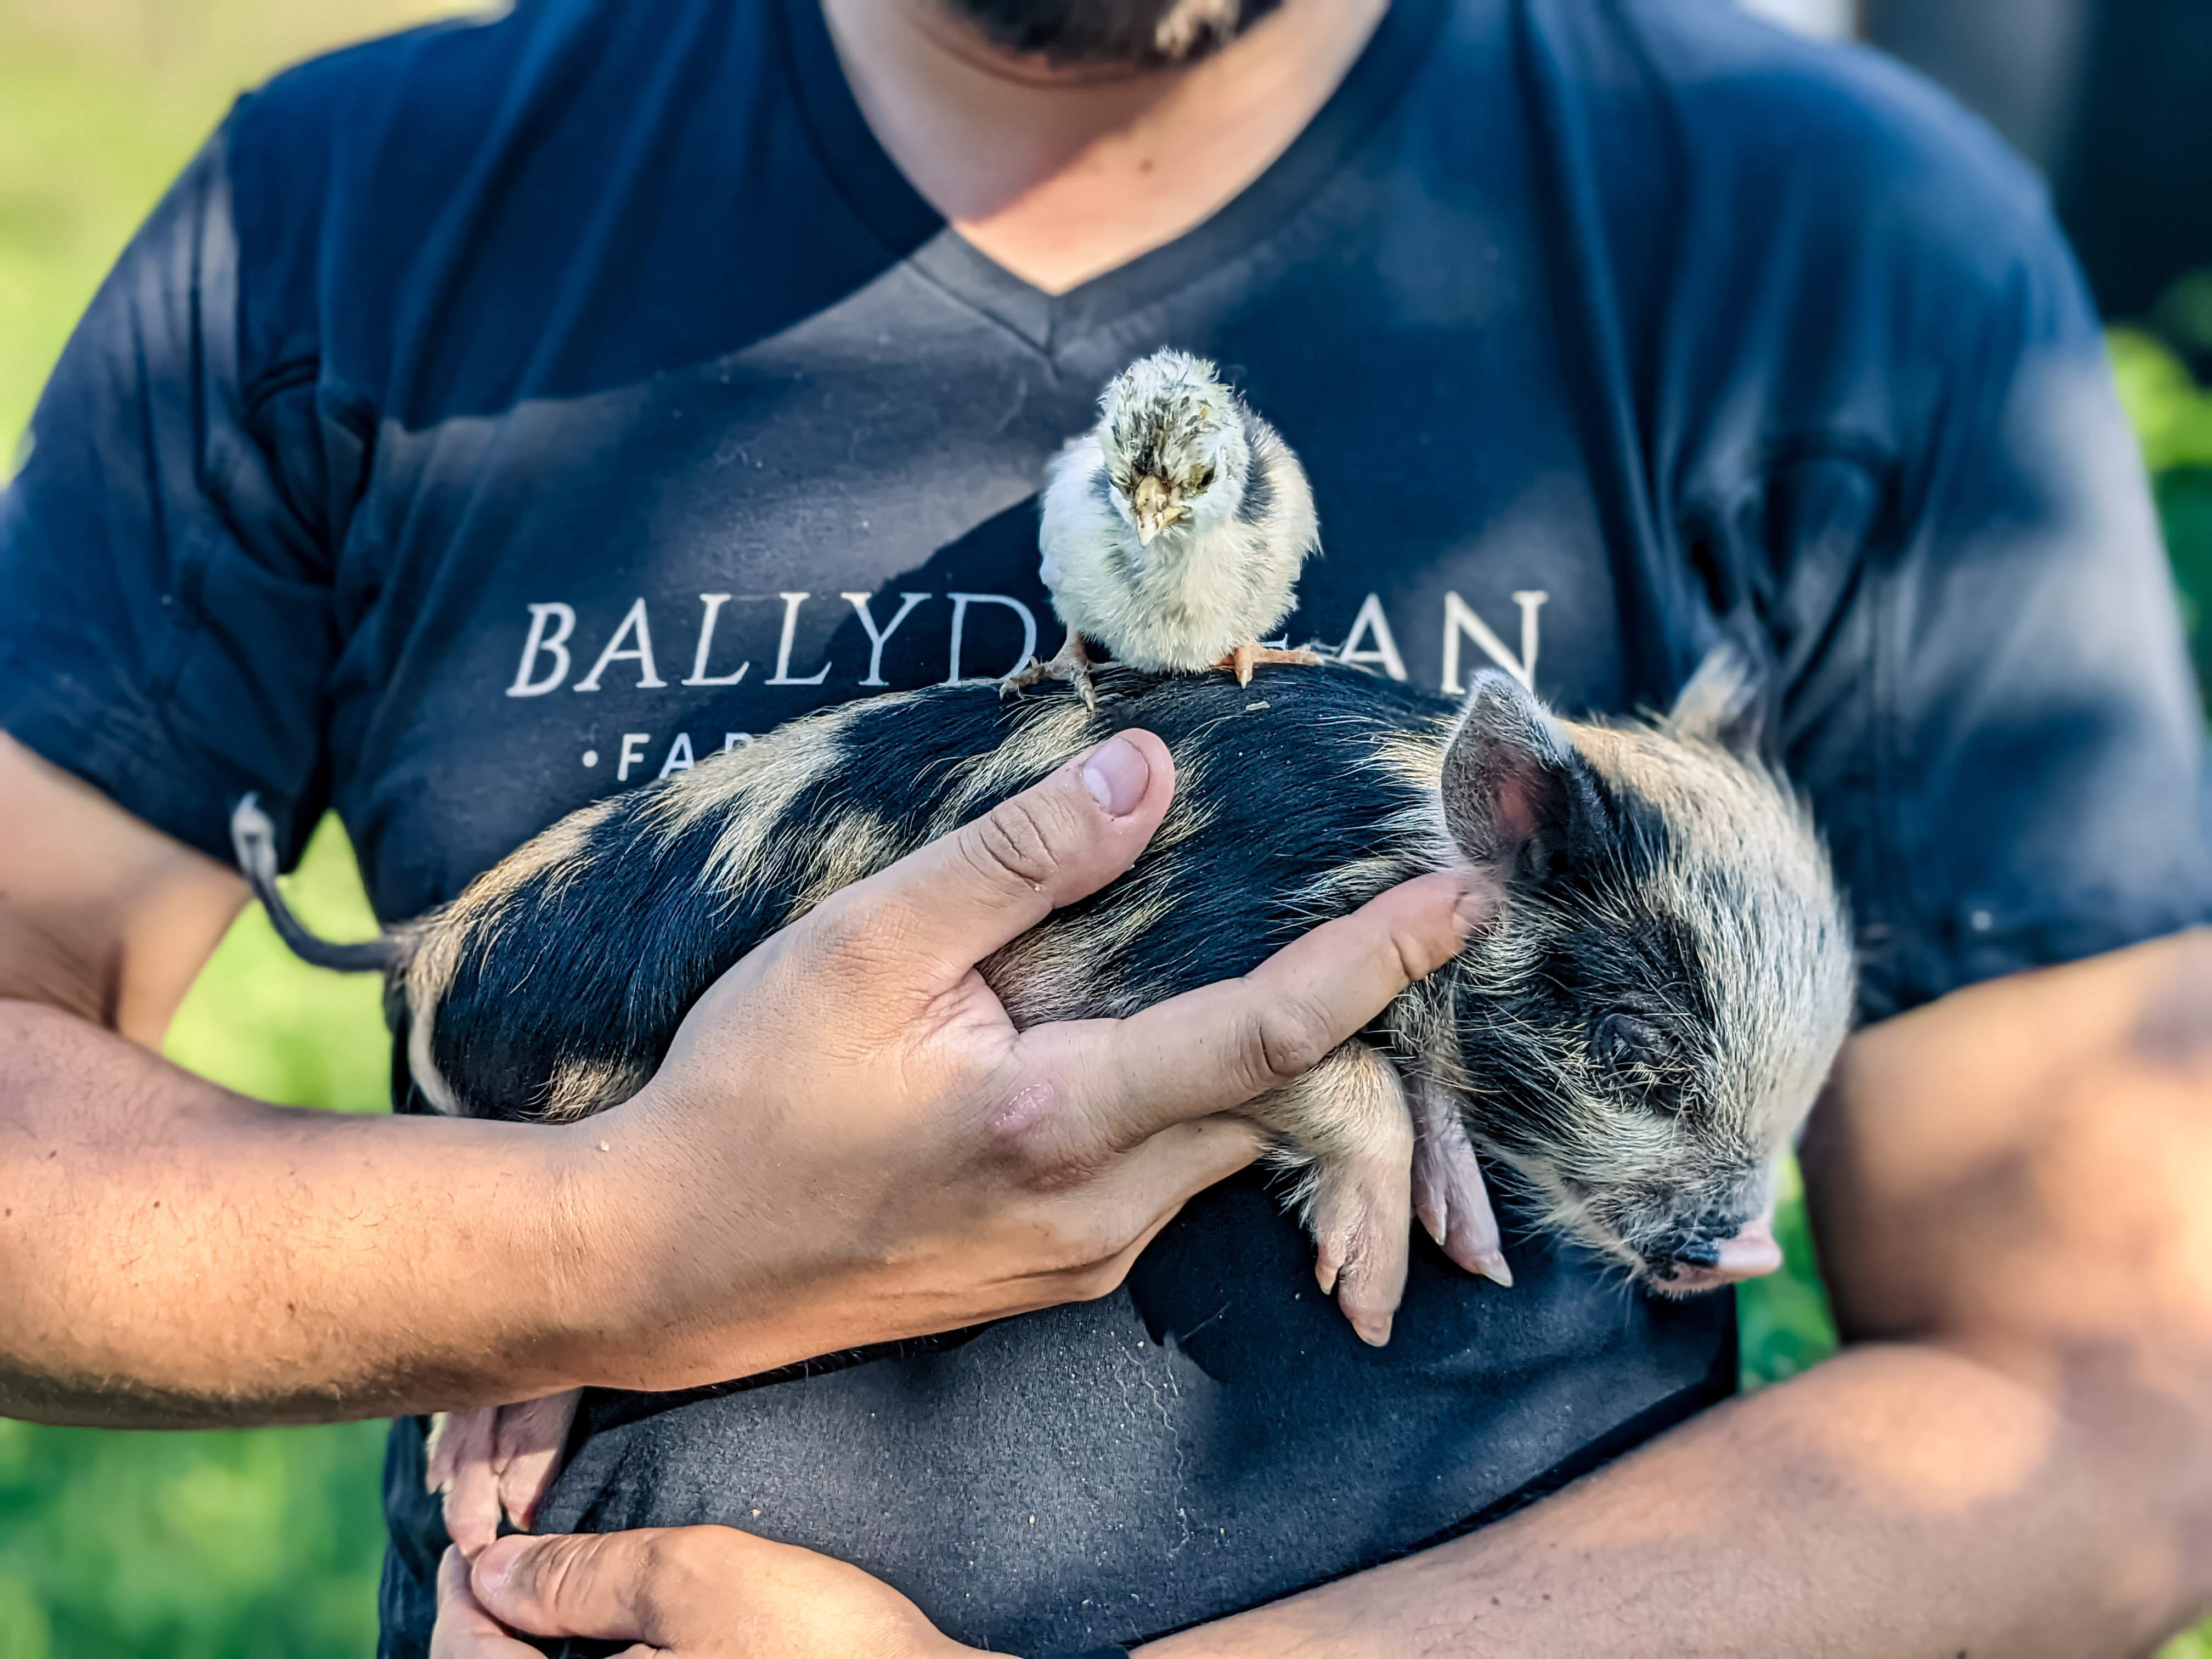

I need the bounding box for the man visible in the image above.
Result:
[3,0,2210,1655]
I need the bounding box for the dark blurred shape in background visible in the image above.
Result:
[1863,0,2212,357]
[1861,0,2090,176]
[1839,0,2212,702]
[2055,1,2212,362]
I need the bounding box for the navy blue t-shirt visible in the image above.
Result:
[3,0,2206,1652]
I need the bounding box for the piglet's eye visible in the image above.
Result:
[1591,1011,1666,1075]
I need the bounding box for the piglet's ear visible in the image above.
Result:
[1665,644,1770,761]
[1439,672,1580,877]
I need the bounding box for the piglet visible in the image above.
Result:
[235,648,1853,1554]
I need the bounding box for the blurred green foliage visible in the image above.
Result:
[2113,325,2212,475]
[0,824,395,1658]
[2,0,2211,1650]
[1,8,474,1652]
[2112,324,2212,704]
[1735,1159,1835,1391]
[0,1414,390,1659]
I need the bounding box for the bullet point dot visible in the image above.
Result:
[582,749,600,767]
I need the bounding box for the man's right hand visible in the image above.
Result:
[0,726,1474,1424]
[552,727,1477,1388]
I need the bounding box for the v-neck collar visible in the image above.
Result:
[774,0,1451,356]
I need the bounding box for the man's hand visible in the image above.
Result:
[0,727,1475,1422]
[433,727,1480,1548]
[431,1533,974,1659]
[554,727,1479,1389]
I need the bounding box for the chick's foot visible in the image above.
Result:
[1215,642,1325,687]
[999,629,1098,709]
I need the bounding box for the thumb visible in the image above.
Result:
[797,728,1175,992]
[431,1547,540,1657]
[471,1531,674,1646]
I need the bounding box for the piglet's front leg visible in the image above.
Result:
[1254,1040,1416,1347]
[1410,1079,1513,1288]
[426,1389,583,1558]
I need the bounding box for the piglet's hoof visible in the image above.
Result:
[425,1388,583,1558]
[1311,1165,1413,1347]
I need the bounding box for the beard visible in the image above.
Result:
[947,0,1286,65]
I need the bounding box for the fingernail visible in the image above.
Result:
[474,1539,522,1598]
[1452,876,1500,936]
[1080,735,1149,817]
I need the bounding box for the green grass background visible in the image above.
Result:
[1,3,2209,1651]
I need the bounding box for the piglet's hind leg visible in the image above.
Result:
[1254,1040,1414,1347]
[425,1388,583,1558]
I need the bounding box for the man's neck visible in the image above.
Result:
[819,0,1389,295]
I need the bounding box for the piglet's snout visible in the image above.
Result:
[1652,1205,1783,1295]
[1708,1210,1784,1280]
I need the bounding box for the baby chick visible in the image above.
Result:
[1007,349,1322,706]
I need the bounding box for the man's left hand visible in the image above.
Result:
[430,1530,975,1658]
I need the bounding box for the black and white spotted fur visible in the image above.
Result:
[234,655,1854,1318]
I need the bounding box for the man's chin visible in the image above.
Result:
[949,0,1284,67]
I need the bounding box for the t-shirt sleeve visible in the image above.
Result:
[1769,198,2210,1021]
[0,116,342,870]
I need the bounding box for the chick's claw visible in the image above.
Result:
[998,630,1098,709]
[1215,641,1325,687]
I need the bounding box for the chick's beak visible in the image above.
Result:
[1131,475,1172,546]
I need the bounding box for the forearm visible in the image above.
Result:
[1142,1340,2195,1658]
[1154,934,2212,1657]
[0,998,602,1426]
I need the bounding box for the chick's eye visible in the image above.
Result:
[1591,1011,1666,1075]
